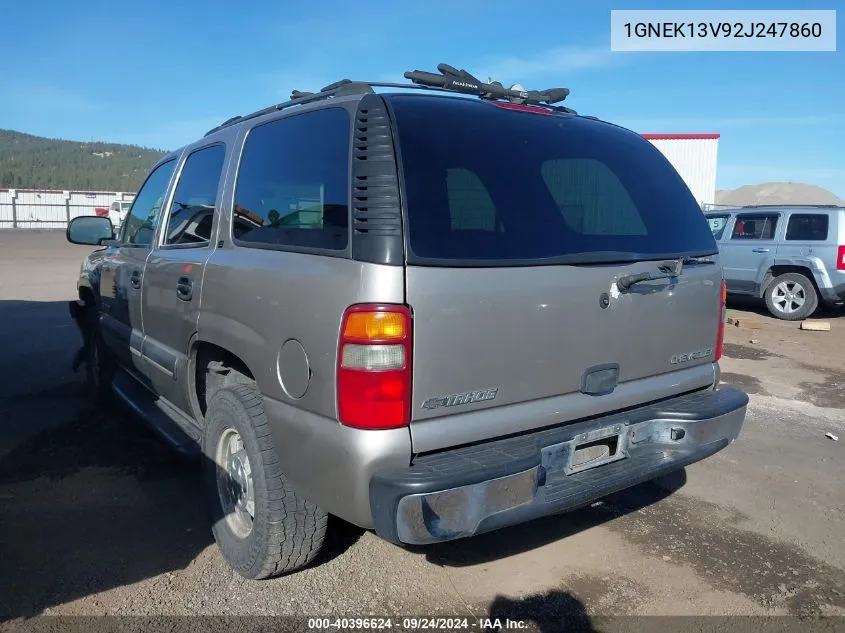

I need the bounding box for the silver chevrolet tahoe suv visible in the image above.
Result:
[65,64,748,579]
[705,205,845,320]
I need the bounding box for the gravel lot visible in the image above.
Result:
[1,231,843,630]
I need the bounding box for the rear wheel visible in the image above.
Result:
[764,272,818,321]
[202,383,327,579]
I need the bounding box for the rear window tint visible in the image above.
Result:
[232,107,350,251]
[446,168,497,231]
[388,95,716,264]
[786,213,829,241]
[541,159,647,236]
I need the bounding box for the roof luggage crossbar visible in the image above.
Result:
[204,62,574,136]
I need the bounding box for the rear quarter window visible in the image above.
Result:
[785,213,829,241]
[232,107,350,252]
[387,95,716,264]
[706,214,731,240]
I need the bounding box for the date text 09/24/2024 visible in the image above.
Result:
[307,617,529,630]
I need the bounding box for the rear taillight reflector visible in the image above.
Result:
[837,245,845,271]
[715,279,727,362]
[337,304,412,429]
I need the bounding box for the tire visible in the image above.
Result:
[82,310,115,403]
[764,272,819,321]
[202,383,327,579]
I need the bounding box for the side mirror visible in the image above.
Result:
[67,216,115,246]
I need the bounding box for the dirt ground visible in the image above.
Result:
[0,231,843,631]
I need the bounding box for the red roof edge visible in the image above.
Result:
[641,133,720,140]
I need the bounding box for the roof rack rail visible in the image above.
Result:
[204,62,575,137]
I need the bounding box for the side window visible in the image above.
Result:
[446,168,496,231]
[731,214,778,240]
[541,159,648,236]
[706,214,730,240]
[163,144,226,246]
[233,108,349,251]
[785,213,829,241]
[121,159,177,246]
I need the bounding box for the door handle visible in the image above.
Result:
[176,276,193,301]
[751,248,770,253]
[129,270,142,289]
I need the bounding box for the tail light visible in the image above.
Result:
[837,245,845,271]
[337,304,412,429]
[714,279,727,362]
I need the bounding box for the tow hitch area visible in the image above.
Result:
[540,423,630,477]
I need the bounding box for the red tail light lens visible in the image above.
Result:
[492,102,554,115]
[715,279,727,362]
[837,245,845,271]
[337,304,412,429]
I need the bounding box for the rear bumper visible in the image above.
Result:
[814,266,845,303]
[819,282,845,303]
[369,386,748,545]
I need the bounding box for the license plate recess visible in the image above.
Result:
[540,423,630,476]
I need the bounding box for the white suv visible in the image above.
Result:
[108,199,133,230]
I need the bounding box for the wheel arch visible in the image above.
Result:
[761,264,821,298]
[77,279,98,308]
[190,339,257,419]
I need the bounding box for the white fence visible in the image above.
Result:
[0,189,136,229]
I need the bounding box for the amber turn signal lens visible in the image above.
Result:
[343,311,407,340]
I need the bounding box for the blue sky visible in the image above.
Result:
[2,0,843,196]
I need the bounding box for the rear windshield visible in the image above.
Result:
[387,95,717,265]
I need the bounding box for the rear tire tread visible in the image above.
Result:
[204,383,327,579]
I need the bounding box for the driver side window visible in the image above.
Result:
[121,159,178,246]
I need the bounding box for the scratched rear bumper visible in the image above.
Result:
[369,386,748,545]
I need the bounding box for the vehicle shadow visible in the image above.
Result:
[421,469,687,568]
[0,299,360,621]
[487,590,597,633]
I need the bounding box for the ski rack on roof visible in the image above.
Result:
[403,63,571,108]
[204,63,575,137]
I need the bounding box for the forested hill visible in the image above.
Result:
[0,129,166,192]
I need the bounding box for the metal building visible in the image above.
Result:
[641,134,720,209]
